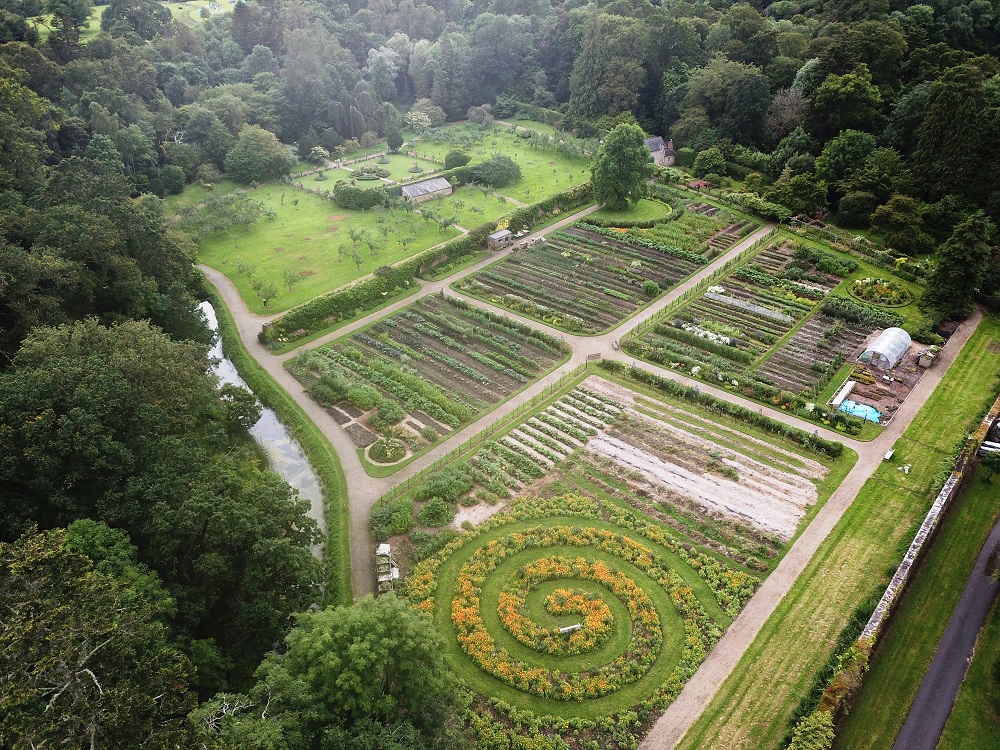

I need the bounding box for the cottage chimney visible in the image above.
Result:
[667,139,674,150]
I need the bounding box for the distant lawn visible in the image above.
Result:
[405,123,591,204]
[194,182,459,314]
[162,179,240,212]
[677,314,1000,750]
[507,119,563,136]
[590,199,673,225]
[360,154,440,182]
[834,466,1000,750]
[422,185,513,229]
[31,0,226,39]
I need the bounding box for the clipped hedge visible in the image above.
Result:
[597,359,847,457]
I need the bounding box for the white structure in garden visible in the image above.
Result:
[859,327,911,370]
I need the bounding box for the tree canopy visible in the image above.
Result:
[590,122,653,211]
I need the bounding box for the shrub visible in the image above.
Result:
[416,497,456,527]
[414,464,473,502]
[693,147,725,178]
[472,154,522,187]
[642,280,661,297]
[676,147,696,167]
[444,149,472,169]
[370,400,405,429]
[333,182,391,210]
[788,711,834,750]
[346,385,380,411]
[370,497,413,539]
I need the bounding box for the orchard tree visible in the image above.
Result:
[224,125,291,184]
[923,212,996,319]
[590,123,653,211]
[471,153,521,187]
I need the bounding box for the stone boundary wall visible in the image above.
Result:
[861,391,1000,642]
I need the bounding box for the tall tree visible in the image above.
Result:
[0,527,197,749]
[922,212,997,318]
[590,122,653,211]
[806,64,884,140]
[224,124,290,183]
[569,13,649,121]
[193,596,465,748]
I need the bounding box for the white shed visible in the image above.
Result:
[859,327,911,370]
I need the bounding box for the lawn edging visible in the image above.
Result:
[207,289,353,605]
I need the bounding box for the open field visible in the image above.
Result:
[286,295,568,468]
[405,122,592,202]
[30,0,227,40]
[456,225,707,333]
[834,467,1000,750]
[195,182,460,313]
[371,372,852,749]
[675,314,1000,750]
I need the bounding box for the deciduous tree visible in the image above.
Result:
[590,123,653,211]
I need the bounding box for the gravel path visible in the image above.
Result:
[201,207,983,750]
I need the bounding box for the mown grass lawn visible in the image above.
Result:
[196,182,459,313]
[162,178,241,212]
[405,123,591,203]
[421,185,513,228]
[834,466,1000,750]
[676,314,1000,750]
[590,199,673,225]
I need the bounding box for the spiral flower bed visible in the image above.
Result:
[406,493,760,747]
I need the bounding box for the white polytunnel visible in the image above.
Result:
[858,327,911,370]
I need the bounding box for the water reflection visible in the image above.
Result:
[200,302,326,554]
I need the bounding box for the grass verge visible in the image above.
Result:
[207,288,353,605]
[937,591,1000,750]
[833,467,1000,750]
[675,314,1000,750]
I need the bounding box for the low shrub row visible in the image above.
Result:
[821,295,904,329]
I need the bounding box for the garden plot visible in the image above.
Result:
[455,225,705,333]
[624,234,920,434]
[382,374,846,750]
[287,295,567,460]
[756,314,870,393]
[640,204,755,259]
[377,375,836,577]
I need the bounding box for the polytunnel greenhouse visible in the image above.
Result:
[858,327,911,370]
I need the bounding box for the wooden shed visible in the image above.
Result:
[487,229,513,251]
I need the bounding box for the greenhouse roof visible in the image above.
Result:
[860,327,911,370]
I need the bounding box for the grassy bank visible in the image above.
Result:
[676,314,1000,750]
[834,467,1000,750]
[207,289,353,605]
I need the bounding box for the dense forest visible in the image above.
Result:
[2,0,1000,746]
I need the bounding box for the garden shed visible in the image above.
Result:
[487,229,512,251]
[859,327,911,370]
[401,176,453,203]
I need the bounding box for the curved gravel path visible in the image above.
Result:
[200,210,982,750]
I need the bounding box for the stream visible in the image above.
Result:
[200,302,326,555]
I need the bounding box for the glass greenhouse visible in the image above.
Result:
[859,327,911,370]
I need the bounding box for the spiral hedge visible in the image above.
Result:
[406,493,761,748]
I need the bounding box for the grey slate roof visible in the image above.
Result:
[645,136,666,153]
[400,176,452,198]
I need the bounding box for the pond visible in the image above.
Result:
[200,302,326,555]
